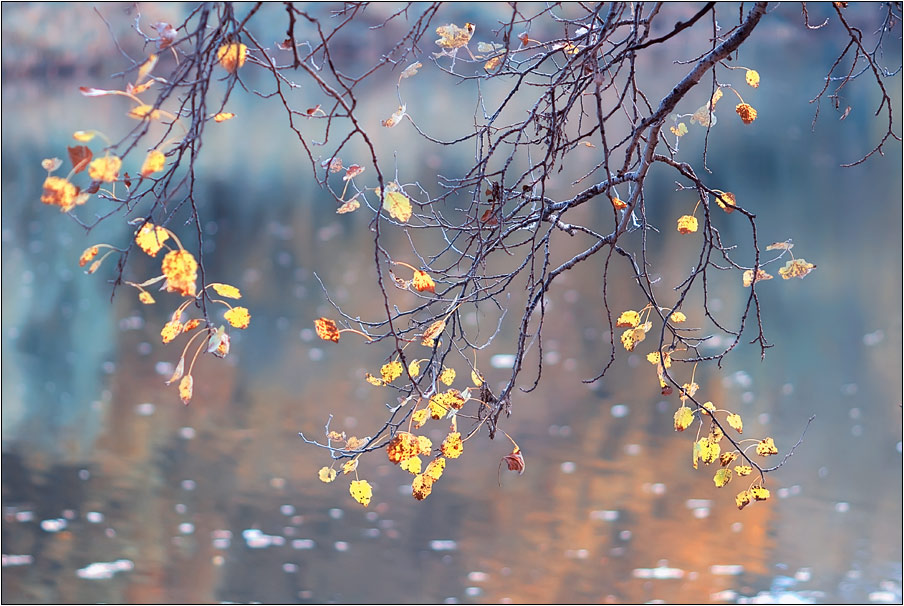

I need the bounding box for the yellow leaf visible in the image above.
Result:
[314,317,340,342]
[408,360,421,378]
[677,215,698,234]
[620,328,637,351]
[424,457,446,481]
[224,306,250,329]
[696,437,721,466]
[135,224,170,257]
[141,150,166,177]
[674,406,695,431]
[669,122,688,137]
[346,436,365,450]
[336,199,360,214]
[735,103,757,124]
[745,69,760,88]
[471,370,483,386]
[412,408,428,429]
[736,489,752,510]
[611,196,628,210]
[670,311,686,323]
[616,310,640,328]
[778,258,816,280]
[139,291,155,305]
[342,459,358,475]
[137,53,158,82]
[381,360,403,383]
[217,43,247,73]
[88,156,122,182]
[417,435,433,456]
[726,413,743,434]
[349,479,372,507]
[386,432,419,464]
[439,367,456,386]
[179,375,193,405]
[383,191,412,223]
[484,55,503,71]
[318,466,337,483]
[756,437,778,456]
[400,455,422,475]
[435,23,475,50]
[734,465,753,476]
[680,382,699,402]
[713,468,732,487]
[72,131,95,142]
[412,473,434,500]
[78,246,99,267]
[412,270,435,293]
[420,319,445,347]
[720,451,738,467]
[161,320,183,344]
[441,432,464,459]
[365,373,384,386]
[211,283,242,299]
[742,268,773,287]
[750,485,771,501]
[715,191,736,213]
[127,104,161,120]
[701,401,716,415]
[213,112,235,123]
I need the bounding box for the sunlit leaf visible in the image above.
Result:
[210,283,242,299]
[734,465,753,476]
[616,310,640,328]
[674,406,695,431]
[746,69,760,88]
[88,156,121,182]
[400,455,422,475]
[412,270,435,293]
[715,191,736,213]
[736,103,757,124]
[439,367,456,386]
[342,459,358,475]
[224,306,250,329]
[78,246,99,267]
[484,55,503,71]
[72,130,95,142]
[742,268,773,287]
[127,104,161,120]
[471,370,483,386]
[217,43,247,73]
[412,408,428,429]
[213,112,235,122]
[314,317,340,342]
[383,191,412,223]
[736,489,752,510]
[349,479,372,507]
[161,249,198,297]
[424,457,446,481]
[318,466,337,483]
[365,373,384,386]
[750,485,770,501]
[179,375,193,405]
[670,311,687,323]
[726,413,743,434]
[141,150,166,177]
[135,223,170,257]
[720,451,738,467]
[412,473,434,500]
[755,437,778,456]
[420,319,445,347]
[669,122,688,137]
[713,468,732,487]
[441,432,464,459]
[677,214,698,234]
[386,432,419,464]
[381,360,403,383]
[336,198,360,214]
[137,53,158,82]
[778,259,816,280]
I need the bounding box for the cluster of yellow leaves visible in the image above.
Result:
[736,485,770,510]
[41,176,86,213]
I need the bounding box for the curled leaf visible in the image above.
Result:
[381,104,407,128]
[742,268,773,287]
[213,112,235,122]
[165,357,185,385]
[42,157,63,172]
[314,317,340,342]
[318,466,337,483]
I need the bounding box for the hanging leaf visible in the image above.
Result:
[213,112,236,122]
[726,413,743,433]
[137,54,158,82]
[318,466,337,483]
[67,146,93,174]
[778,259,816,280]
[742,268,773,287]
[210,283,242,299]
[42,157,63,172]
[381,104,407,128]
[713,468,732,487]
[383,191,412,223]
[349,480,372,507]
[400,61,422,79]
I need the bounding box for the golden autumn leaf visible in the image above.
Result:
[381,360,403,383]
[137,53,158,82]
[715,191,737,213]
[127,104,161,120]
[701,401,716,415]
[383,191,412,223]
[616,310,640,328]
[72,130,95,142]
[756,437,778,456]
[161,249,198,297]
[417,435,433,456]
[179,375,193,405]
[441,432,464,459]
[713,468,732,487]
[726,413,743,434]
[677,215,698,234]
[471,370,483,386]
[412,408,428,429]
[735,103,757,124]
[742,268,773,287]
[674,406,695,431]
[78,246,99,267]
[734,465,753,476]
[408,360,422,378]
[314,317,340,342]
[217,43,247,73]
[224,306,250,329]
[750,485,770,501]
[210,283,242,299]
[349,480,372,507]
[439,367,456,386]
[139,291,155,305]
[778,258,816,280]
[336,199,360,214]
[183,318,202,332]
[424,457,446,481]
[420,319,446,347]
[318,466,337,483]
[88,156,122,182]
[435,22,475,49]
[484,55,503,71]
[611,196,628,210]
[736,489,752,510]
[161,319,183,344]
[141,150,166,177]
[720,451,738,467]
[669,122,689,137]
[746,69,760,88]
[400,455,422,475]
[412,473,434,500]
[135,223,170,257]
[386,432,420,464]
[365,373,384,386]
[213,112,235,122]
[680,382,699,401]
[412,270,436,293]
[342,459,358,475]
[41,177,84,212]
[670,311,687,323]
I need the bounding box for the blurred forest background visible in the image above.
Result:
[1,2,901,603]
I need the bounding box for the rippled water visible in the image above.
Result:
[2,3,902,604]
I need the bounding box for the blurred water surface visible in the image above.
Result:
[2,3,901,604]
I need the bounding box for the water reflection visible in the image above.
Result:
[3,3,902,604]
